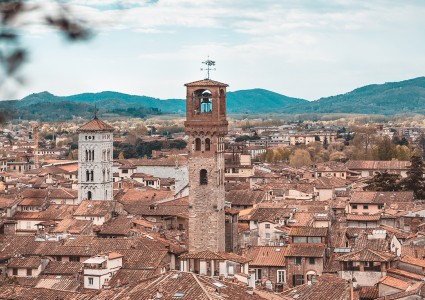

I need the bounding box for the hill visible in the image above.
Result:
[284,77,425,114]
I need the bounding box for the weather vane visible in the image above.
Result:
[201,56,216,79]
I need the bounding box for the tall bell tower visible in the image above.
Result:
[185,74,228,252]
[77,116,114,202]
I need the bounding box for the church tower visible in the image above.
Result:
[185,78,228,252]
[77,116,114,202]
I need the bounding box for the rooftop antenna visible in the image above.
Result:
[201,56,216,79]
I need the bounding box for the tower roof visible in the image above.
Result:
[77,117,114,132]
[184,79,228,87]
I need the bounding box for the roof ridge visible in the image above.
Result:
[191,272,213,300]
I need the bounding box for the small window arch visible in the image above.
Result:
[92,150,95,161]
[205,138,211,151]
[195,138,201,151]
[86,170,90,181]
[200,169,208,185]
[87,191,92,200]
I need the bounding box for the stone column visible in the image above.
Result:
[200,260,207,275]
[211,260,215,277]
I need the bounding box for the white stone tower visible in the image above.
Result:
[184,78,228,252]
[77,116,114,202]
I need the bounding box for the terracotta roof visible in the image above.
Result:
[73,200,114,217]
[180,250,249,263]
[350,191,414,204]
[337,248,395,262]
[387,268,424,281]
[245,246,286,267]
[346,214,381,221]
[400,255,425,268]
[346,160,410,170]
[281,274,350,300]
[359,286,379,299]
[288,227,328,237]
[285,243,326,257]
[379,276,411,290]
[226,190,265,206]
[43,261,83,275]
[8,256,41,268]
[77,117,114,132]
[184,78,229,87]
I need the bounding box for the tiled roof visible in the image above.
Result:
[346,160,410,170]
[337,248,395,262]
[350,191,414,204]
[285,243,326,257]
[7,256,41,268]
[359,286,379,299]
[43,261,83,275]
[77,117,114,132]
[288,227,328,237]
[226,190,265,206]
[184,78,229,87]
[73,200,114,217]
[379,276,411,290]
[245,246,286,267]
[400,255,425,268]
[346,214,381,221]
[281,274,350,300]
[387,268,424,281]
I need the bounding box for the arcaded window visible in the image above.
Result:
[86,170,90,181]
[205,138,211,151]
[195,138,201,151]
[200,169,208,185]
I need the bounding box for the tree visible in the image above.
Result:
[400,155,425,199]
[364,171,401,191]
[289,149,312,167]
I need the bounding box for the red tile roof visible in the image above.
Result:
[184,79,228,87]
[77,117,114,132]
[285,243,326,257]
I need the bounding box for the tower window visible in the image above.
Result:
[91,171,94,181]
[205,138,211,151]
[86,170,90,181]
[87,191,92,200]
[195,138,201,151]
[200,169,208,185]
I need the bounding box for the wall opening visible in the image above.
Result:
[195,138,201,151]
[205,138,211,151]
[200,169,208,185]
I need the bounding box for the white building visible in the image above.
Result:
[83,252,123,290]
[77,117,114,202]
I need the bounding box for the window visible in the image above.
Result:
[200,169,208,185]
[88,277,94,285]
[255,268,262,280]
[56,256,62,261]
[205,138,211,151]
[70,256,80,262]
[309,257,315,265]
[12,268,17,276]
[26,268,32,276]
[293,275,304,286]
[265,224,270,229]
[295,257,302,265]
[122,169,128,174]
[363,205,368,209]
[265,233,270,239]
[277,270,286,283]
[195,138,201,151]
[87,191,92,200]
[352,204,358,209]
[378,204,384,209]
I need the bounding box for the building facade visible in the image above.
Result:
[184,79,228,252]
[77,117,114,202]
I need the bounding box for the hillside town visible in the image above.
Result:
[1,79,425,300]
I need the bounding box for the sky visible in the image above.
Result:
[2,0,425,101]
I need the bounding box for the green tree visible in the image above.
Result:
[365,171,401,191]
[400,155,425,198]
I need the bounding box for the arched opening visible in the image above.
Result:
[91,171,94,181]
[195,138,201,151]
[87,191,92,200]
[200,169,208,185]
[92,150,95,161]
[205,138,211,151]
[86,170,90,181]
[85,150,88,161]
[200,91,212,113]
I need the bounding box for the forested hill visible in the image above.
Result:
[1,76,425,121]
[284,77,425,114]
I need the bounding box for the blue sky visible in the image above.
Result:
[2,0,425,101]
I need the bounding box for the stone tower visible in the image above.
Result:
[185,79,228,252]
[77,116,114,202]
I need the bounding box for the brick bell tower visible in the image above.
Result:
[185,74,228,253]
